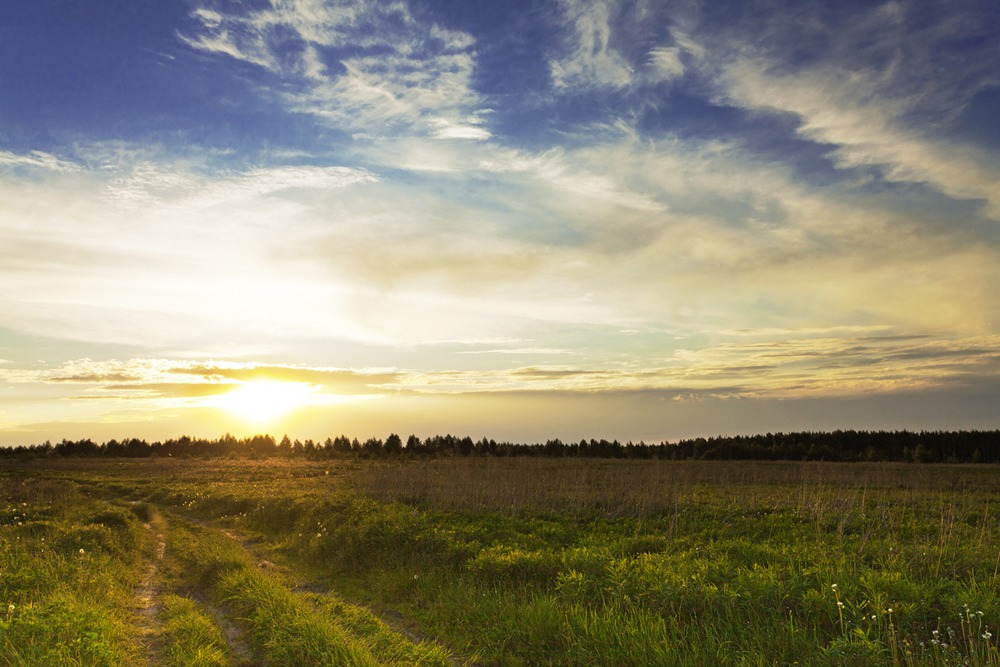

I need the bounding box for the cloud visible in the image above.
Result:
[69,383,229,401]
[182,0,489,141]
[4,112,996,362]
[648,46,684,82]
[169,2,1000,349]
[2,327,997,437]
[718,58,1000,219]
[0,358,397,398]
[102,163,376,210]
[707,1,1000,218]
[0,150,80,173]
[0,154,394,350]
[548,2,698,92]
[396,333,1000,399]
[191,8,223,28]
[458,347,575,356]
[491,127,1000,337]
[550,0,633,90]
[168,363,399,391]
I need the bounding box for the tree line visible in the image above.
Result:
[0,430,997,463]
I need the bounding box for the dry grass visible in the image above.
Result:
[345,458,996,517]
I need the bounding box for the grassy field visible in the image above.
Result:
[2,457,999,665]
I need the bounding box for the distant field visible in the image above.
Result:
[2,458,999,665]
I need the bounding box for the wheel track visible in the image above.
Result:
[214,523,465,666]
[132,505,260,666]
[131,504,167,665]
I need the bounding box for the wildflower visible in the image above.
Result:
[79,548,85,555]
[831,583,838,590]
[7,604,14,613]
[837,601,845,609]
[984,629,993,641]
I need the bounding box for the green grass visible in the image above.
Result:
[3,458,1000,665]
[0,475,149,665]
[158,594,231,667]
[161,513,453,666]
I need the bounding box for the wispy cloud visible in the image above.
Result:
[6,329,996,404]
[182,0,488,141]
[549,1,694,91]
[0,150,80,173]
[458,348,576,356]
[103,163,376,210]
[550,0,632,90]
[396,333,1000,399]
[707,1,1000,218]
[0,358,396,400]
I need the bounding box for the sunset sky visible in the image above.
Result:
[1,0,998,446]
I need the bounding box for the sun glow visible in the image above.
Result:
[215,381,318,423]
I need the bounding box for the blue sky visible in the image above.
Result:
[1,0,998,444]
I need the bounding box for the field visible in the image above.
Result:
[1,457,999,666]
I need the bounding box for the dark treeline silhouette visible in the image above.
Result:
[1,430,998,463]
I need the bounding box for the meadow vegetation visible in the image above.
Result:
[2,456,999,665]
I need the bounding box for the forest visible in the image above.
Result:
[2,429,997,463]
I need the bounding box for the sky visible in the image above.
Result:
[1,0,999,446]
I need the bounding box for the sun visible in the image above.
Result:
[215,381,317,423]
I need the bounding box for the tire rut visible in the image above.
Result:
[215,524,465,666]
[134,508,260,666]
[132,507,167,665]
[168,515,260,666]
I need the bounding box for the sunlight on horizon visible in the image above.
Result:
[213,381,319,424]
